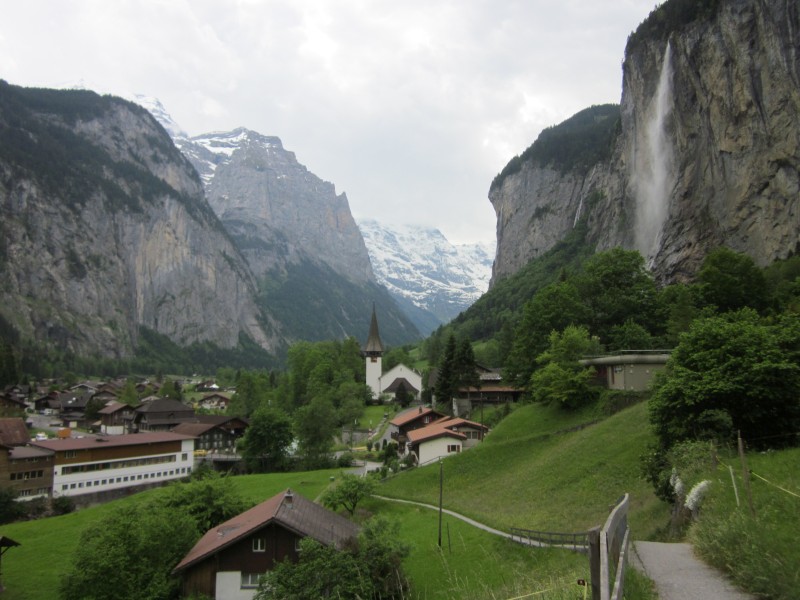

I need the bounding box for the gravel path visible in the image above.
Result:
[631,541,756,600]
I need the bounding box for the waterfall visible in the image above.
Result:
[634,42,674,261]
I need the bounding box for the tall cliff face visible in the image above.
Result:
[0,83,277,357]
[490,0,800,286]
[176,129,374,283]
[167,127,418,347]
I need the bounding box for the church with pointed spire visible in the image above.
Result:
[363,305,422,403]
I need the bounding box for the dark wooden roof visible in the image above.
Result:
[135,398,194,414]
[0,418,30,447]
[171,422,217,437]
[97,401,128,415]
[363,304,384,354]
[173,489,359,574]
[383,377,419,394]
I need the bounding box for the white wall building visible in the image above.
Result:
[31,432,195,498]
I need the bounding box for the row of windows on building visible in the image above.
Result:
[60,454,182,475]
[59,466,192,491]
[18,487,50,497]
[10,470,45,481]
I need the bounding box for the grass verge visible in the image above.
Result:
[689,446,800,599]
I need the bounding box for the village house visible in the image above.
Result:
[430,364,524,417]
[580,351,671,391]
[389,406,448,446]
[30,432,194,499]
[56,392,91,428]
[97,401,137,435]
[0,418,54,500]
[32,392,60,415]
[0,392,27,414]
[131,398,196,433]
[404,416,489,465]
[172,489,359,600]
[196,392,231,412]
[171,415,248,455]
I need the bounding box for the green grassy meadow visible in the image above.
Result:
[0,400,673,599]
[379,401,669,539]
[0,470,341,600]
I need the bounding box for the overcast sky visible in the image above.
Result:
[1,1,657,245]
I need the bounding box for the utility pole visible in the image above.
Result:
[438,458,443,547]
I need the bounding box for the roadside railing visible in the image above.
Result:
[588,493,630,600]
[509,527,589,552]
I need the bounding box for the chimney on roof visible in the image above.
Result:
[285,490,294,509]
[418,406,422,414]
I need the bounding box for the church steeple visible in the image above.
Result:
[364,304,383,400]
[364,303,384,356]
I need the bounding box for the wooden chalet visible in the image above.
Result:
[173,489,359,600]
[98,401,136,435]
[196,393,230,411]
[171,415,248,454]
[0,393,27,414]
[0,418,54,500]
[389,406,447,445]
[132,398,195,432]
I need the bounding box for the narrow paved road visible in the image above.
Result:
[631,542,756,600]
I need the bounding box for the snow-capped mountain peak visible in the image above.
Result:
[358,219,494,332]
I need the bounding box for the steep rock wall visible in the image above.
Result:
[0,85,277,357]
[490,0,800,286]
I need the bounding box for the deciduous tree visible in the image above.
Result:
[59,504,198,600]
[240,405,294,472]
[649,309,800,450]
[531,325,601,409]
[321,473,376,516]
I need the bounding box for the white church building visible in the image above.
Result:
[363,306,422,402]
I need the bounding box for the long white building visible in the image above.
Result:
[30,432,195,498]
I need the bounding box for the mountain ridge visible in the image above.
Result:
[357,219,493,334]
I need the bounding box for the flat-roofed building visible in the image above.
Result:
[30,432,195,498]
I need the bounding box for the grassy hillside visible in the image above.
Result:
[0,402,669,600]
[379,401,669,539]
[0,470,340,600]
[690,447,800,599]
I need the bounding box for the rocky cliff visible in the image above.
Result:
[0,82,277,358]
[176,129,374,283]
[490,0,800,286]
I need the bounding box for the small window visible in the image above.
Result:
[241,573,262,589]
[252,538,266,552]
[447,444,461,453]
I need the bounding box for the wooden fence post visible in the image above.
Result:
[588,526,601,600]
[738,430,756,518]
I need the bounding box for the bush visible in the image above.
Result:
[51,496,75,516]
